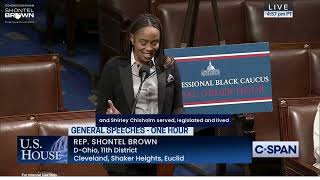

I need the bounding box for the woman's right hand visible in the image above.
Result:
[106,100,120,114]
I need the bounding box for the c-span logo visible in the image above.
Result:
[201,61,220,77]
[252,141,299,158]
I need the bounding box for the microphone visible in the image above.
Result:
[139,64,150,82]
[132,64,150,114]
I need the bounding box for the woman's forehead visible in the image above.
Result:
[134,26,160,39]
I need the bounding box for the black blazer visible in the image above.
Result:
[96,56,184,114]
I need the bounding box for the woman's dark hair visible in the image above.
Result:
[124,14,173,69]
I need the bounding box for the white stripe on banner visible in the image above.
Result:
[184,99,272,108]
[174,51,270,60]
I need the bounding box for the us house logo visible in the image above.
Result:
[17,136,68,163]
[4,3,35,23]
[201,61,220,77]
[264,1,293,18]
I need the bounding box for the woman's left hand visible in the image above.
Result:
[106,100,121,114]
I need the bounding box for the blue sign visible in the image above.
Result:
[165,42,272,114]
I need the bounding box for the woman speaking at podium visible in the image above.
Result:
[96,14,184,175]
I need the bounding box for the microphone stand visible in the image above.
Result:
[131,65,149,114]
[131,80,144,114]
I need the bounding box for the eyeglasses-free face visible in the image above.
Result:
[130,26,160,65]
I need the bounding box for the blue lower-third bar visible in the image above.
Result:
[68,136,252,164]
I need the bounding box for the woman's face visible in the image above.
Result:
[130,26,160,65]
